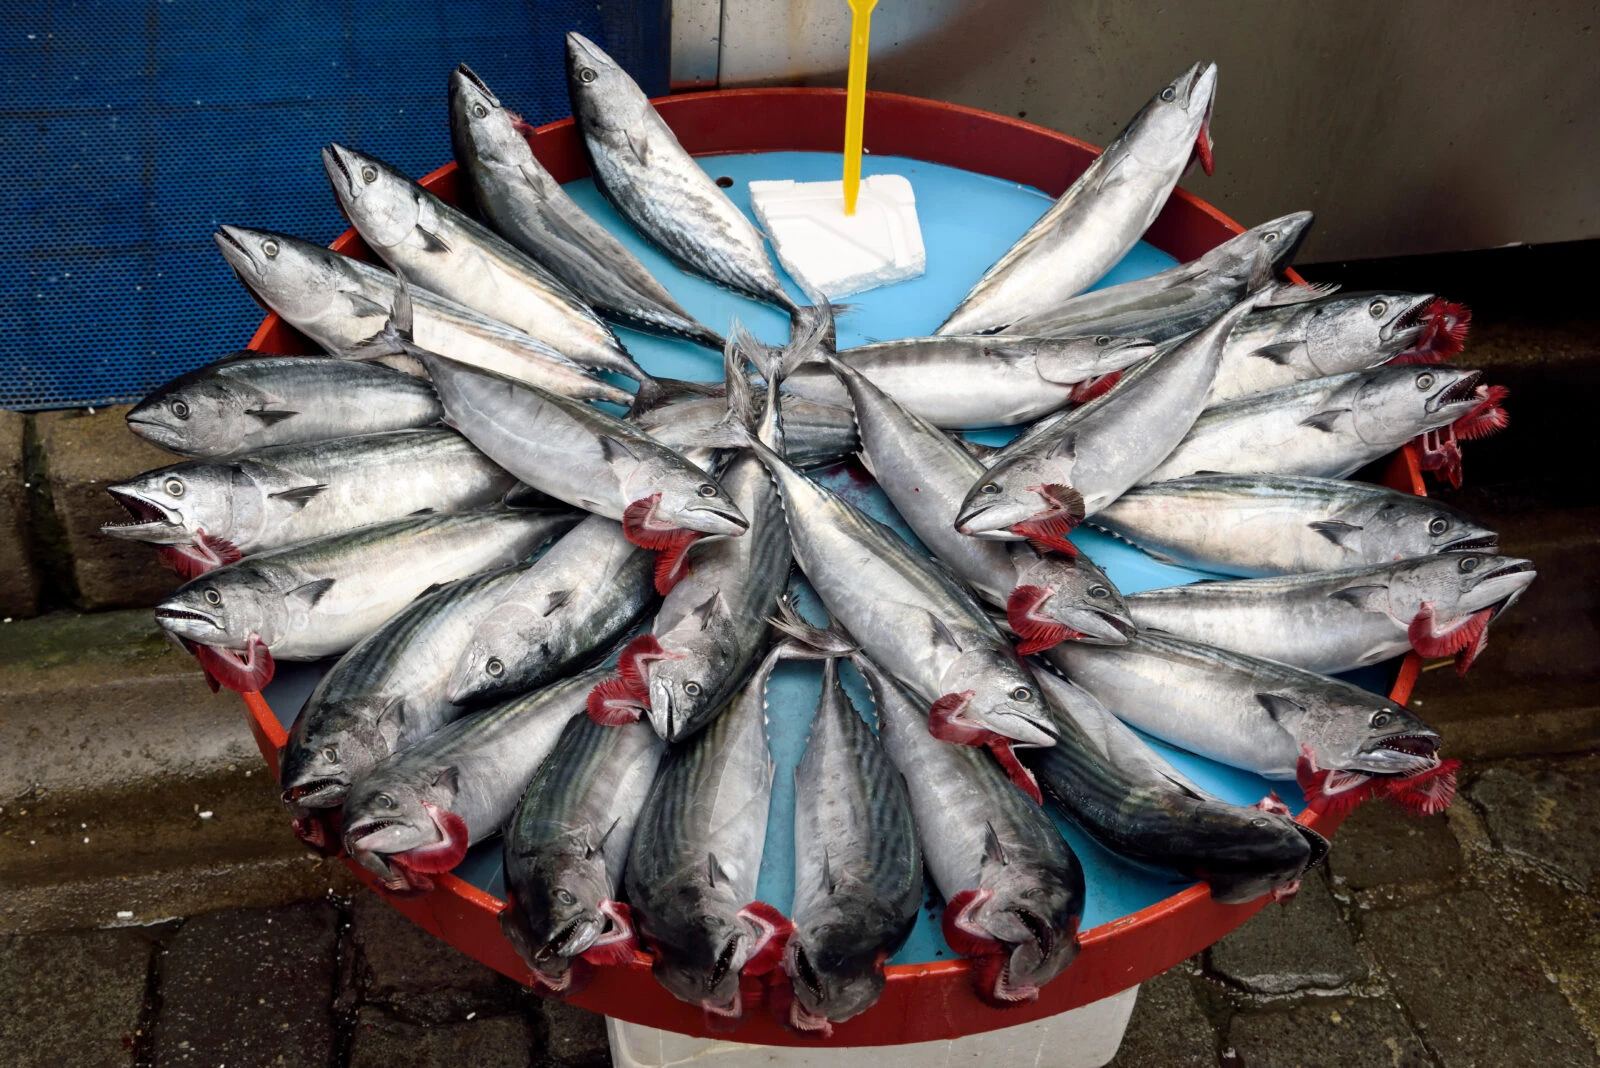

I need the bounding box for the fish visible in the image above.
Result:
[153,509,575,692]
[636,388,859,470]
[566,32,806,324]
[586,335,792,742]
[125,353,442,459]
[1142,366,1502,484]
[778,657,922,1035]
[1025,669,1326,905]
[448,64,723,350]
[1126,552,1535,676]
[741,405,1059,798]
[779,333,1157,429]
[322,143,658,391]
[840,643,1084,1005]
[448,514,656,705]
[340,667,595,895]
[213,226,631,404]
[622,640,800,1024]
[955,281,1315,553]
[1089,474,1499,578]
[419,350,747,586]
[501,712,665,994]
[101,428,517,579]
[937,62,1219,335]
[1043,631,1458,817]
[827,353,1134,655]
[277,566,527,853]
[1206,291,1437,406]
[997,211,1316,342]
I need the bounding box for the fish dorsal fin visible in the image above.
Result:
[244,408,298,425]
[540,589,573,617]
[1309,519,1362,545]
[1330,584,1390,613]
[1300,409,1350,433]
[1254,692,1304,723]
[269,483,328,507]
[707,852,730,887]
[1251,342,1302,366]
[983,820,1009,866]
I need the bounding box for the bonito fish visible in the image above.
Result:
[1090,474,1498,577]
[125,354,442,458]
[102,428,516,578]
[449,64,722,350]
[937,62,1218,335]
[154,510,574,692]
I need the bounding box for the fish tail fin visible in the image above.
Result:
[767,596,858,659]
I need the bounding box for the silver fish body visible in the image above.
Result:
[341,668,594,893]
[1126,552,1535,674]
[781,335,1156,430]
[1026,669,1325,905]
[1145,366,1487,483]
[449,515,656,704]
[998,212,1314,342]
[449,65,722,350]
[102,429,515,565]
[214,226,630,404]
[125,354,441,458]
[784,659,922,1032]
[1090,474,1499,577]
[937,62,1218,335]
[1207,292,1434,406]
[278,567,527,829]
[637,387,858,469]
[501,712,664,990]
[566,33,799,316]
[323,143,649,384]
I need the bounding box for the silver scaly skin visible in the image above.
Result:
[1126,552,1535,674]
[277,567,528,848]
[102,428,515,567]
[1089,474,1499,578]
[501,713,665,993]
[783,658,922,1034]
[340,667,596,895]
[1144,365,1488,483]
[566,33,802,319]
[213,227,632,404]
[449,65,722,351]
[322,143,653,386]
[449,515,656,705]
[998,211,1315,342]
[125,354,441,458]
[1207,291,1435,406]
[636,386,859,470]
[779,334,1156,430]
[937,62,1218,335]
[1025,669,1326,905]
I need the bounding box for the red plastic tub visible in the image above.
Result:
[239,88,1426,1047]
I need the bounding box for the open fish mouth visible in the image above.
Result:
[454,63,499,105]
[1010,907,1053,962]
[540,916,595,961]
[214,225,262,277]
[153,605,221,630]
[1385,295,1437,345]
[1444,533,1499,553]
[790,943,825,1001]
[323,145,360,199]
[343,817,409,848]
[1427,370,1482,413]
[1482,560,1535,583]
[101,488,182,538]
[281,777,346,808]
[1362,733,1442,776]
[707,935,741,992]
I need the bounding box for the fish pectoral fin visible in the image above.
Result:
[1254,692,1305,723]
[285,577,335,614]
[430,764,461,797]
[415,225,453,254]
[707,852,731,887]
[269,482,328,508]
[691,590,729,630]
[1328,584,1391,613]
[539,589,573,616]
[1092,152,1132,192]
[624,127,651,167]
[1250,342,1302,366]
[982,820,1009,866]
[1308,519,1363,546]
[244,408,298,425]
[375,696,408,744]
[345,292,391,318]
[598,434,642,467]
[1049,431,1079,461]
[516,164,552,200]
[1299,408,1351,432]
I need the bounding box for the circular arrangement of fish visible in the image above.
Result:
[108,33,1529,1037]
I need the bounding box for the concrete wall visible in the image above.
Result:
[672,0,1599,263]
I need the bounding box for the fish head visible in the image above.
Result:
[512,829,616,970]
[1349,495,1499,562]
[955,454,1073,539]
[1285,693,1443,779]
[1187,803,1327,905]
[1390,552,1536,621]
[1030,334,1158,387]
[448,65,531,171]
[126,362,265,455]
[1302,292,1435,375]
[644,611,738,742]
[342,766,457,860]
[154,568,284,649]
[784,912,890,1026]
[945,651,1060,748]
[214,225,350,323]
[969,852,1083,995]
[322,144,423,251]
[101,464,234,545]
[1351,366,1483,445]
[448,608,551,704]
[1011,551,1135,646]
[1250,211,1315,273]
[1130,61,1218,171]
[279,698,402,812]
[647,891,753,1016]
[565,33,649,133]
[651,473,749,538]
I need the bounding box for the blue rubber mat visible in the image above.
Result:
[0,0,666,410]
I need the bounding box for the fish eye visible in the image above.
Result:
[684,681,702,696]
[1251,816,1269,827]
[472,103,488,119]
[1095,335,1111,346]
[203,588,221,605]
[1010,686,1031,702]
[579,67,597,84]
[980,482,1000,495]
[1458,555,1480,573]
[1089,585,1111,599]
[556,888,576,905]
[321,746,338,763]
[1415,373,1435,390]
[378,793,396,809]
[171,400,191,419]
[1263,231,1280,243]
[486,657,505,678]
[1428,516,1450,535]
[1160,86,1176,102]
[1368,299,1387,317]
[261,239,279,258]
[164,477,185,497]
[1370,711,1391,728]
[696,483,718,498]
[361,165,377,183]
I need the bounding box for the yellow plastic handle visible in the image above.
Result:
[842,0,879,216]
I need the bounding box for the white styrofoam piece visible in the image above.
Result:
[605,983,1139,1067]
[748,174,926,301]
